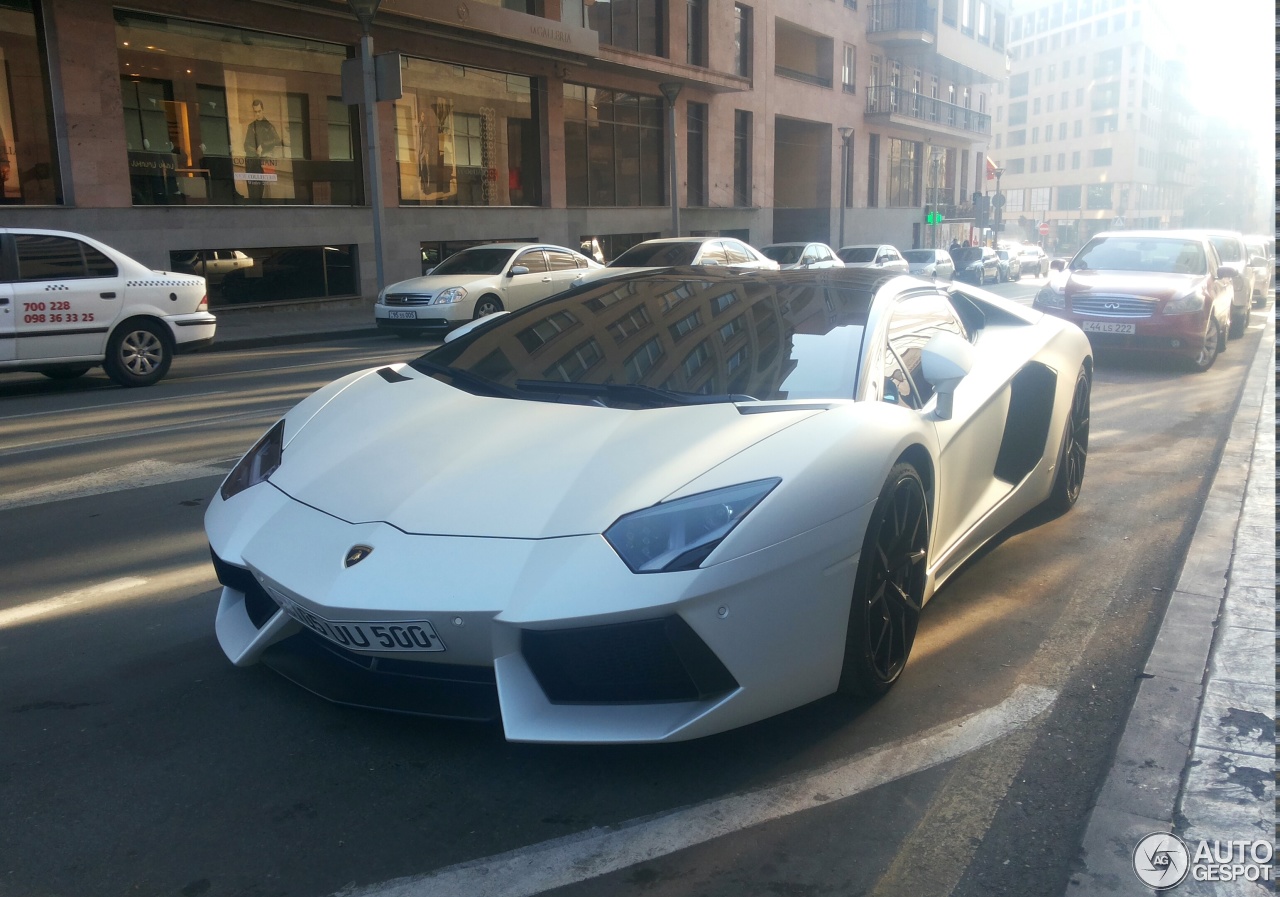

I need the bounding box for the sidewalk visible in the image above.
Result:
[1066,313,1275,894]
[207,295,382,351]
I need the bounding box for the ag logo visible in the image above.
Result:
[344,545,373,568]
[1132,831,1190,889]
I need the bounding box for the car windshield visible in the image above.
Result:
[416,271,875,406]
[902,250,936,263]
[762,245,804,264]
[610,243,700,267]
[839,247,876,263]
[1070,237,1206,274]
[1207,236,1242,262]
[431,247,516,276]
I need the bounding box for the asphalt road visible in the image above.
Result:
[0,291,1266,897]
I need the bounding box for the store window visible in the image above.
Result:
[395,59,540,206]
[115,11,358,206]
[170,244,356,305]
[0,0,60,204]
[564,84,664,207]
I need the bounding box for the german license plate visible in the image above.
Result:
[388,310,418,320]
[269,588,445,652]
[1082,321,1136,334]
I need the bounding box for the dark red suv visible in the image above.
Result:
[1034,230,1235,372]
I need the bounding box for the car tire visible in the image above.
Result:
[1189,315,1221,373]
[40,366,92,380]
[838,462,928,699]
[473,295,504,319]
[1041,366,1090,515]
[1227,305,1246,339]
[103,318,172,387]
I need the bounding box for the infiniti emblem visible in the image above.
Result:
[344,545,373,567]
[1104,302,1121,309]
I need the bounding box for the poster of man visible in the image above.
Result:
[224,72,292,203]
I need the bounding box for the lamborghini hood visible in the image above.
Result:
[267,366,820,538]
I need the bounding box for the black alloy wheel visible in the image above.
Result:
[1189,315,1221,373]
[1042,366,1091,514]
[1227,303,1246,339]
[839,463,929,699]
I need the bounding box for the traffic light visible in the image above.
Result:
[925,206,944,225]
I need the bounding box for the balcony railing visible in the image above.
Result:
[869,0,936,33]
[866,86,991,135]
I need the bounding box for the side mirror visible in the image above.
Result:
[921,332,975,421]
[1215,266,1234,279]
[1249,255,1266,266]
[508,265,530,277]
[1050,258,1066,271]
[444,311,509,343]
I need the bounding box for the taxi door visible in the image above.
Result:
[0,235,14,363]
[13,233,121,361]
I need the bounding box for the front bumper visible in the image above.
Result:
[1040,308,1211,358]
[206,482,865,743]
[374,301,468,330]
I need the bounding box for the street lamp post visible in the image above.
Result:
[349,0,386,295]
[659,82,683,238]
[838,126,853,250]
[992,166,1005,247]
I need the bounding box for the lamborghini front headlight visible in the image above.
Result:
[220,420,285,500]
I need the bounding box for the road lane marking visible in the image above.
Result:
[336,685,1058,897]
[0,458,233,511]
[0,565,219,630]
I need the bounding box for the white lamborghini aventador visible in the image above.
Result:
[206,266,1092,743]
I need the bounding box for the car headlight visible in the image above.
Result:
[430,287,468,305]
[220,420,285,500]
[604,478,780,573]
[1163,292,1207,314]
[1034,285,1065,309]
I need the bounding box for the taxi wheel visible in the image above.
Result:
[473,295,503,319]
[104,319,173,387]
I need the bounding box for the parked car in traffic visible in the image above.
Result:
[1018,244,1050,277]
[1199,230,1254,338]
[759,242,844,269]
[994,249,1022,282]
[902,248,954,280]
[0,228,216,386]
[375,243,602,335]
[1037,230,1234,372]
[836,244,909,272]
[1242,235,1272,307]
[952,246,1000,285]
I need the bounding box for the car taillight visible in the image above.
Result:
[198,295,208,311]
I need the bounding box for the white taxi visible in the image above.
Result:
[0,228,216,386]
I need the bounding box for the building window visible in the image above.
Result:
[172,244,355,306]
[1006,158,1025,174]
[734,5,753,78]
[564,85,664,207]
[842,44,857,93]
[573,1,663,55]
[116,11,359,206]
[0,0,60,204]
[1057,184,1081,209]
[687,0,708,67]
[687,102,708,207]
[886,137,921,207]
[1008,101,1028,125]
[1089,148,1112,166]
[1072,150,1081,168]
[733,110,752,206]
[1009,129,1026,146]
[395,60,540,207]
[867,133,880,207]
[1057,152,1066,170]
[1086,183,1112,209]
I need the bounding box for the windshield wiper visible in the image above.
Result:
[514,379,754,408]
[410,358,518,398]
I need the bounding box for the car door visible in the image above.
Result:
[886,291,1014,561]
[543,248,589,299]
[503,248,553,310]
[12,232,120,361]
[0,236,14,363]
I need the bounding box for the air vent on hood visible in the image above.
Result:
[377,367,412,383]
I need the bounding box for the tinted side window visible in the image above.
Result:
[699,242,731,265]
[546,250,582,271]
[514,250,550,273]
[722,241,753,264]
[888,294,970,404]
[85,246,119,278]
[16,235,91,281]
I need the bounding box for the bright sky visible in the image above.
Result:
[1150,0,1274,138]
